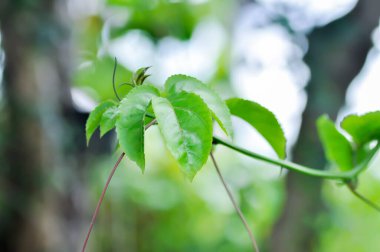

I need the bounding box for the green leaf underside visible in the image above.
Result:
[100,106,118,137]
[226,98,286,159]
[165,74,233,137]
[152,92,213,179]
[116,85,160,171]
[341,111,380,146]
[86,100,116,144]
[317,115,353,171]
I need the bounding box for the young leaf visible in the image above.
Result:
[86,101,116,144]
[341,111,380,146]
[100,106,118,137]
[116,85,160,171]
[152,92,213,179]
[134,66,151,85]
[226,98,286,159]
[165,75,233,137]
[317,115,353,171]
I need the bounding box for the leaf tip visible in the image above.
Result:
[85,132,91,146]
[184,171,197,182]
[136,159,146,173]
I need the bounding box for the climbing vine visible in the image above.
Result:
[82,60,380,252]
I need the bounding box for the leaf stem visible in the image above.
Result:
[213,136,379,180]
[82,120,156,251]
[210,152,260,252]
[82,152,125,252]
[347,184,380,212]
[145,118,157,129]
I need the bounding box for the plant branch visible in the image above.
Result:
[213,136,380,180]
[82,152,125,252]
[210,152,260,252]
[82,120,156,251]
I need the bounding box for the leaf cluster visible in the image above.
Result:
[317,112,380,181]
[86,72,287,179]
[84,69,380,251]
[86,68,380,184]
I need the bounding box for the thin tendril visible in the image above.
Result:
[347,185,380,212]
[210,152,260,252]
[82,120,156,251]
[112,57,121,101]
[81,152,125,252]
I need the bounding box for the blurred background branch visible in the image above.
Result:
[271,1,380,251]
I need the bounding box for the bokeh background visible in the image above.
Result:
[1,0,380,251]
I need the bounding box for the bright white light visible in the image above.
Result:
[108,19,226,85]
[306,0,357,26]
[156,19,226,84]
[232,22,308,162]
[341,49,380,117]
[234,25,305,70]
[258,0,357,31]
[71,87,97,113]
[372,24,380,50]
[108,30,155,72]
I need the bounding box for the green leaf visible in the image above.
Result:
[86,101,116,144]
[116,85,160,171]
[317,115,353,171]
[152,92,213,179]
[226,98,286,159]
[356,144,372,166]
[165,75,233,137]
[100,106,118,137]
[341,111,380,146]
[134,66,151,85]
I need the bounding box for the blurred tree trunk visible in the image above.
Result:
[0,1,84,251]
[270,1,380,251]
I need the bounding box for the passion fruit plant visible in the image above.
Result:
[82,61,380,252]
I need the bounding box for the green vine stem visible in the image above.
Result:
[213,136,380,181]
[82,124,379,251]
